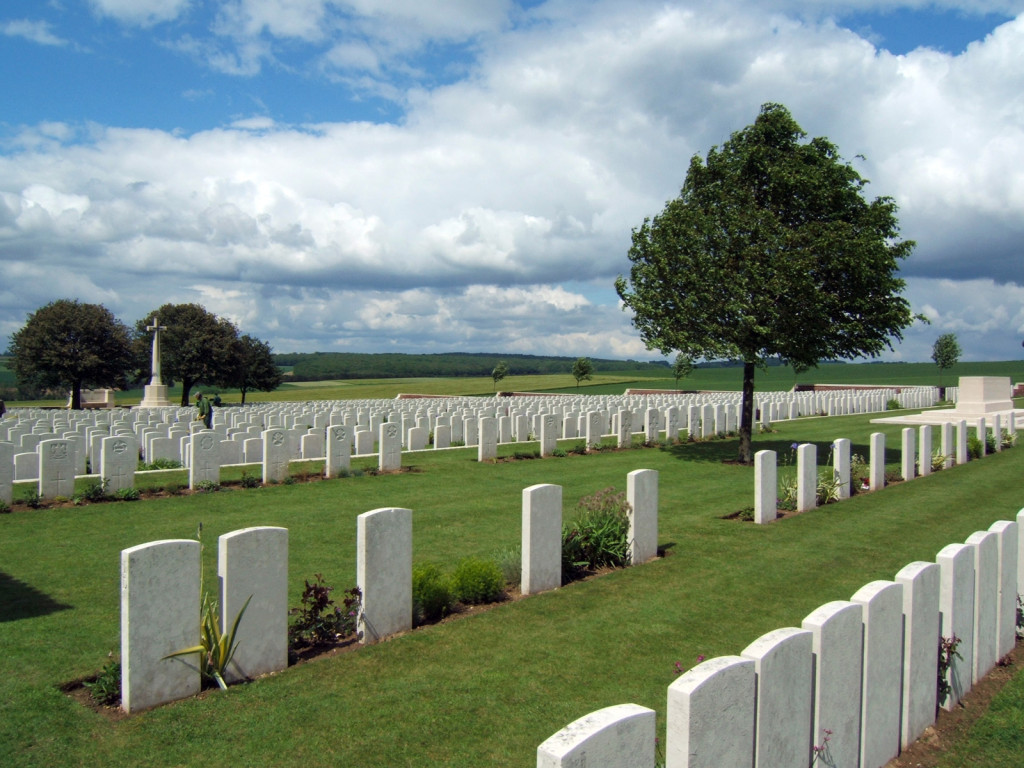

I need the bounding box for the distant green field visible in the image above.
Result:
[4,359,1022,407]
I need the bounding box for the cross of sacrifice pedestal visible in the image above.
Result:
[146,318,167,386]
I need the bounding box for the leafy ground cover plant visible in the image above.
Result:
[561,487,631,582]
[82,659,121,706]
[413,563,454,625]
[288,574,361,650]
[449,557,505,604]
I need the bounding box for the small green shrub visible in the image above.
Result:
[886,398,902,410]
[0,499,10,514]
[561,487,631,582]
[552,448,567,458]
[816,471,841,505]
[83,659,121,706]
[239,471,261,489]
[412,563,453,625]
[194,480,220,493]
[21,489,42,509]
[967,435,983,460]
[113,486,141,501]
[281,476,297,485]
[931,448,949,472]
[450,558,505,605]
[163,483,183,495]
[81,479,109,503]
[288,574,362,649]
[492,544,522,587]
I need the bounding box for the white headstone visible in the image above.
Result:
[39,438,75,499]
[219,526,288,682]
[357,507,412,644]
[120,539,200,713]
[522,484,562,595]
[262,428,290,484]
[537,703,656,768]
[667,656,755,768]
[627,469,658,564]
[894,562,940,749]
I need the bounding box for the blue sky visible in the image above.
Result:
[2,1,1024,365]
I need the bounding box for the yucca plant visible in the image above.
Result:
[164,593,251,690]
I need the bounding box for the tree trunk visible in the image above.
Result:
[240,388,248,405]
[71,381,82,410]
[180,378,194,407]
[738,361,756,465]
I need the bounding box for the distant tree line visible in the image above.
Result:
[274,352,670,382]
[7,300,282,407]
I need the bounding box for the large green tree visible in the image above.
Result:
[134,303,241,406]
[9,300,133,409]
[931,332,961,389]
[234,334,283,404]
[571,357,593,388]
[491,360,509,392]
[616,103,917,464]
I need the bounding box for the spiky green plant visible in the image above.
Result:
[163,593,251,690]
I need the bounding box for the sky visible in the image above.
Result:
[2,0,1024,366]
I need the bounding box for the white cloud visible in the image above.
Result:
[2,1,1024,361]
[89,0,192,26]
[1,19,68,46]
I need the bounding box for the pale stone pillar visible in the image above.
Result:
[522,484,562,595]
[797,442,817,512]
[988,519,1019,658]
[754,450,776,524]
[627,469,658,564]
[667,656,755,768]
[833,438,850,499]
[325,424,351,477]
[801,601,863,767]
[901,427,916,481]
[379,422,402,471]
[357,507,412,644]
[919,425,933,477]
[121,539,200,713]
[741,628,814,768]
[869,432,885,491]
[219,526,288,682]
[937,543,975,709]
[895,562,940,749]
[851,580,903,768]
[965,530,998,685]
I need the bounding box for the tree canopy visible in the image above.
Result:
[672,353,694,388]
[233,334,283,404]
[931,333,961,388]
[571,357,593,388]
[491,360,509,391]
[9,299,133,409]
[134,303,242,406]
[616,103,917,463]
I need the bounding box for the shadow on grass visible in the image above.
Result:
[0,571,72,622]
[660,437,896,465]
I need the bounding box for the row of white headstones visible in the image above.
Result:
[120,469,659,713]
[754,414,1017,523]
[537,511,1023,768]
[0,386,941,503]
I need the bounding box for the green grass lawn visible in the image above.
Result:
[1,413,1022,766]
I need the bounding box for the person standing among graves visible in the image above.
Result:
[195,391,212,429]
